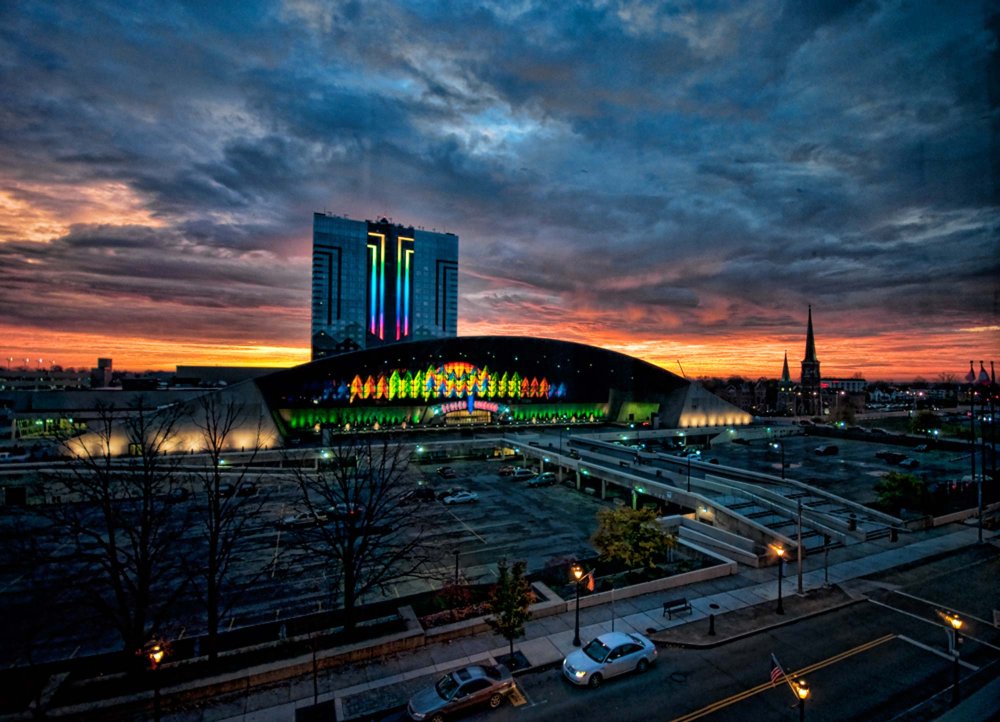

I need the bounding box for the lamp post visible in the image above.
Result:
[141,638,169,722]
[772,442,785,480]
[571,562,584,646]
[794,678,810,722]
[771,544,786,614]
[941,611,963,705]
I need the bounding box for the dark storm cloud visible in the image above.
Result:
[0,0,996,367]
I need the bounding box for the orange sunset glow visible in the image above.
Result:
[0,1,996,383]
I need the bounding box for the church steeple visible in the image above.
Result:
[800,305,822,416]
[780,352,791,383]
[803,304,818,363]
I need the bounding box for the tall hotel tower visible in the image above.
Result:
[311,213,459,360]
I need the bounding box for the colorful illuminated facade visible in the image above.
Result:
[311,213,458,360]
[256,336,752,438]
[58,337,753,455]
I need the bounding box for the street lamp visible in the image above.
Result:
[940,611,963,705]
[794,678,810,722]
[772,441,785,480]
[571,562,584,646]
[771,544,786,614]
[141,638,170,722]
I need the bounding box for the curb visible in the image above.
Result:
[650,597,864,650]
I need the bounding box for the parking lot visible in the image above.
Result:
[409,457,614,586]
[703,431,979,505]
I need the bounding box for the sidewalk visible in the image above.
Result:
[215,523,992,722]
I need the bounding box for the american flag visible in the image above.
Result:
[769,655,785,686]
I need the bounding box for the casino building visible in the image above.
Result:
[57,336,751,456]
[254,336,749,444]
[311,213,459,360]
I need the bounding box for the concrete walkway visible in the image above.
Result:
[208,522,994,722]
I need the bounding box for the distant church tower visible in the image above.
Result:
[800,305,822,416]
[777,351,794,414]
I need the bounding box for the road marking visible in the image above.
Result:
[445,509,487,543]
[669,634,896,722]
[508,684,527,706]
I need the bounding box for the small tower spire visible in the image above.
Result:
[781,352,791,382]
[803,305,818,363]
[800,306,822,416]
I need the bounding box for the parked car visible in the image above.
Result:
[813,445,839,456]
[437,466,457,479]
[510,467,535,480]
[562,631,657,688]
[497,464,515,476]
[898,458,920,469]
[218,483,236,498]
[327,502,362,519]
[406,664,514,721]
[567,449,581,459]
[236,482,258,497]
[278,510,327,529]
[526,472,557,488]
[401,487,436,503]
[875,450,907,465]
[442,490,479,505]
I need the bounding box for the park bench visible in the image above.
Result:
[662,597,693,619]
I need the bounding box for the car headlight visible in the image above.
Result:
[409,710,426,721]
[574,669,587,678]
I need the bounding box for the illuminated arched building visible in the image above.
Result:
[255,336,751,441]
[62,337,752,456]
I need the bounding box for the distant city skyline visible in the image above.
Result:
[0,2,996,381]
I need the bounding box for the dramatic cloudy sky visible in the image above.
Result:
[1,0,997,380]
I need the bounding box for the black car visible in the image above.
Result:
[401,487,437,503]
[437,466,457,479]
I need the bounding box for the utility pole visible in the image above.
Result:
[797,499,804,595]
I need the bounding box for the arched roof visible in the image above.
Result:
[255,335,689,406]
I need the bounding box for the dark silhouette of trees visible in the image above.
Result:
[485,558,532,656]
[284,434,435,632]
[50,398,191,664]
[185,393,268,661]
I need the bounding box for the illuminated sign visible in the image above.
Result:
[332,362,567,404]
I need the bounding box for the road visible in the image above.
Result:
[372,546,1000,722]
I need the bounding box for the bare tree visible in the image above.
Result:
[49,397,191,665]
[185,393,268,661]
[284,434,435,633]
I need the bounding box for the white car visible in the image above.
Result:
[562,631,657,688]
[442,490,479,505]
[279,510,327,529]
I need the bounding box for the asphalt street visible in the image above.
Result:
[354,545,1000,722]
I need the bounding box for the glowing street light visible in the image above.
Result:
[771,441,785,480]
[794,678,810,721]
[571,562,584,646]
[938,611,963,705]
[140,638,170,722]
[771,544,786,614]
